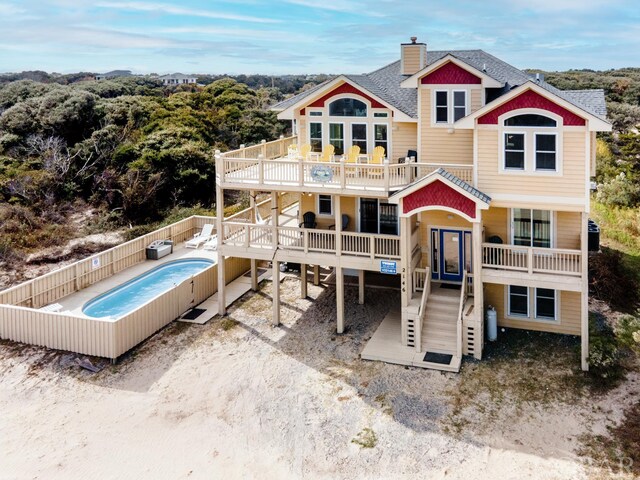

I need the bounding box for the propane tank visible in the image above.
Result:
[486,305,498,341]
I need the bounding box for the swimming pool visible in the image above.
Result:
[83,258,214,319]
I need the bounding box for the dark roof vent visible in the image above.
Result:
[410,36,417,44]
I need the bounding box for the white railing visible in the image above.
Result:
[482,243,582,276]
[416,267,431,353]
[221,136,298,160]
[222,223,401,260]
[218,147,475,191]
[456,269,468,358]
[413,268,427,292]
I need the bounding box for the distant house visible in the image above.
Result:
[95,70,133,81]
[158,73,198,86]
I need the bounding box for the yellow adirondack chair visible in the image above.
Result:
[317,144,335,163]
[344,145,360,176]
[369,146,385,177]
[299,144,312,161]
[287,143,298,158]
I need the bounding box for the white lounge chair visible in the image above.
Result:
[40,303,63,313]
[186,224,214,249]
[203,235,218,251]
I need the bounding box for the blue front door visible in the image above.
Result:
[439,229,463,282]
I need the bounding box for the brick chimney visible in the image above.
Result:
[401,36,427,75]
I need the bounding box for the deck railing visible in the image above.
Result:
[481,243,582,276]
[222,222,401,260]
[217,137,474,191]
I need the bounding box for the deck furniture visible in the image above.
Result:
[299,143,311,161]
[203,235,218,251]
[146,240,173,259]
[329,214,350,231]
[299,211,317,229]
[185,224,214,249]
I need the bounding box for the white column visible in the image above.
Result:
[472,215,483,360]
[334,195,342,256]
[400,216,411,308]
[250,259,258,291]
[580,211,589,371]
[216,173,226,316]
[271,191,279,249]
[272,261,280,326]
[313,265,320,285]
[358,269,365,305]
[301,263,307,299]
[336,266,344,333]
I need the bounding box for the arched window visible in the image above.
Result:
[329,98,367,117]
[504,114,556,127]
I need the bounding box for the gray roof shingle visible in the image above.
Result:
[271,49,607,121]
[390,167,491,204]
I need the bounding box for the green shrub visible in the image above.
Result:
[616,313,640,354]
[588,248,639,310]
[596,172,640,207]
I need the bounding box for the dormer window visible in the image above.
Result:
[434,90,468,124]
[501,112,561,173]
[329,98,367,117]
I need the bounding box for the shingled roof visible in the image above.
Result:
[272,49,607,121]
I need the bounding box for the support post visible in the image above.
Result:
[301,263,307,299]
[400,216,412,309]
[336,266,344,334]
[358,269,365,305]
[334,194,342,256]
[272,261,280,326]
[580,211,589,371]
[251,259,258,291]
[216,163,226,316]
[472,215,483,359]
[271,191,279,249]
[313,265,320,285]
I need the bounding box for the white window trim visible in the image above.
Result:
[498,109,564,176]
[509,208,555,248]
[533,132,558,172]
[534,288,558,321]
[308,110,322,117]
[505,286,561,324]
[432,89,469,126]
[317,194,333,217]
[507,285,529,318]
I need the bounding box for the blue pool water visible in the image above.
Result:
[83,258,214,319]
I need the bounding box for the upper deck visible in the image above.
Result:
[216,136,473,196]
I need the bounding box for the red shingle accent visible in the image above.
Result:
[421,62,481,85]
[478,89,586,126]
[403,180,476,219]
[307,83,386,108]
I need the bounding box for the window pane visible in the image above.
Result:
[379,203,398,235]
[505,133,524,150]
[509,285,528,316]
[309,111,322,116]
[310,123,322,152]
[536,289,555,319]
[373,112,388,117]
[532,210,551,247]
[318,195,332,215]
[329,123,344,155]
[436,106,448,123]
[454,106,466,122]
[513,208,532,246]
[436,91,448,107]
[536,134,556,151]
[453,91,465,107]
[504,114,556,127]
[351,124,367,153]
[535,134,556,170]
[374,124,387,141]
[536,152,556,170]
[505,151,525,169]
[329,98,367,117]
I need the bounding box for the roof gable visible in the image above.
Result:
[421,61,482,85]
[307,82,386,109]
[478,89,586,126]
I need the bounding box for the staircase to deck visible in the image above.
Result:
[415,284,463,372]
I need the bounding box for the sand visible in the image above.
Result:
[0,276,637,480]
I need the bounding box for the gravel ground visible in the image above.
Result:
[0,274,637,479]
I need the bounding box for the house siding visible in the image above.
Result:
[484,284,581,335]
[392,122,418,162]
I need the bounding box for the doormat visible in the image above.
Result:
[423,352,453,364]
[440,283,461,290]
[182,308,206,320]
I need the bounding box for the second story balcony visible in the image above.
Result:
[217,136,474,194]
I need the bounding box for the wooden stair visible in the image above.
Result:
[419,286,461,372]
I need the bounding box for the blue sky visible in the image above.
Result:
[0,0,638,75]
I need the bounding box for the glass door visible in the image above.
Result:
[379,203,398,235]
[439,229,463,282]
[329,123,344,155]
[351,123,367,154]
[359,198,378,233]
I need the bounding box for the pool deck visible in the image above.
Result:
[57,244,219,317]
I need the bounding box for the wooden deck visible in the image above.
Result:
[361,305,461,372]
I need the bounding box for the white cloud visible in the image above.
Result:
[95,1,281,23]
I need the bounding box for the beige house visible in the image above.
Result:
[215,37,610,372]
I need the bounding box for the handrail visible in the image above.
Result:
[481,243,582,276]
[416,267,431,353]
[456,269,468,359]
